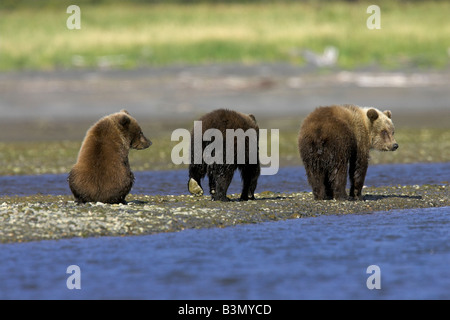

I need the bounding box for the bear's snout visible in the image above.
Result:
[136,137,152,150]
[392,143,399,151]
[132,134,152,150]
[142,136,152,149]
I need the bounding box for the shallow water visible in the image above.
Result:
[0,163,449,197]
[0,163,448,300]
[0,207,448,299]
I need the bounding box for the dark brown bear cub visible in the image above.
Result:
[68,110,151,204]
[188,109,260,201]
[298,104,398,200]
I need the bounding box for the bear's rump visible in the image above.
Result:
[69,165,134,203]
[300,118,355,166]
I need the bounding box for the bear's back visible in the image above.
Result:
[197,109,258,133]
[299,105,356,143]
[77,117,124,169]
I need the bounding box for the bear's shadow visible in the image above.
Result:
[128,200,149,205]
[362,194,422,201]
[127,196,289,205]
[231,195,288,202]
[127,194,420,204]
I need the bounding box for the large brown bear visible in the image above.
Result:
[188,109,261,201]
[298,104,398,200]
[68,110,151,204]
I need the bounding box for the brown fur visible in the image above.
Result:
[68,110,151,204]
[298,104,398,200]
[188,109,261,201]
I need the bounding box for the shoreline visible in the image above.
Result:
[1,184,448,244]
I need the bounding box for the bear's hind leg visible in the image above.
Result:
[349,157,368,200]
[239,164,260,201]
[312,175,329,200]
[73,193,88,204]
[304,163,328,200]
[330,165,348,200]
[212,165,235,201]
[69,183,89,204]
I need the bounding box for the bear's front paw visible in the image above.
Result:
[188,178,204,196]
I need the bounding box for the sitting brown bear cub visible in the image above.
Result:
[68,110,151,204]
[298,104,398,200]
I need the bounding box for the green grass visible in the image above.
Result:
[1,1,449,71]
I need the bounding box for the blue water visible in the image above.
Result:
[0,163,449,196]
[0,163,449,299]
[0,207,448,300]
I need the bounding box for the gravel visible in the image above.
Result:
[0,184,448,243]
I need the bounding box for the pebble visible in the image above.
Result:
[0,184,448,243]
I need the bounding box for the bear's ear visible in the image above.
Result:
[248,114,257,123]
[119,114,131,128]
[120,109,130,115]
[367,109,379,122]
[383,110,392,119]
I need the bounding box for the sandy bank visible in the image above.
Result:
[0,184,448,243]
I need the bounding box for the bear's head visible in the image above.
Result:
[116,110,152,150]
[248,113,257,124]
[367,108,398,152]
